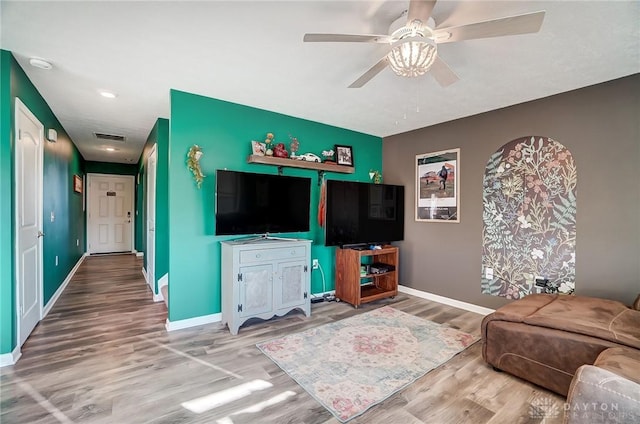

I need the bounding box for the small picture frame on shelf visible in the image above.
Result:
[335,145,354,166]
[251,141,266,156]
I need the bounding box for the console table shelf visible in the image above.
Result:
[247,155,354,176]
[335,246,399,308]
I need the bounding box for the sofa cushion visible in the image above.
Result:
[522,295,640,349]
[594,347,640,384]
[564,365,640,424]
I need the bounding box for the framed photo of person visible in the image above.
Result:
[415,148,460,223]
[335,145,354,166]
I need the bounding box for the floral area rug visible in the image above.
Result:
[256,306,478,422]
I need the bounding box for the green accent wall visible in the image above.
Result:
[0,51,15,354]
[168,90,382,322]
[136,118,169,293]
[0,50,85,354]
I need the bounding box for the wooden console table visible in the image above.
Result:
[335,245,399,308]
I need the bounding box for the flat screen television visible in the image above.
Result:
[215,170,311,236]
[325,180,405,247]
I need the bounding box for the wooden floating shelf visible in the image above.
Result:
[247,155,354,174]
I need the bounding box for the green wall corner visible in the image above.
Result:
[137,118,169,294]
[168,90,382,322]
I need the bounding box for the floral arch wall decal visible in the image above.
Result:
[481,136,577,299]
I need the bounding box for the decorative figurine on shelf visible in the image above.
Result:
[187,145,205,188]
[273,143,289,158]
[322,149,335,162]
[289,135,300,158]
[265,132,275,156]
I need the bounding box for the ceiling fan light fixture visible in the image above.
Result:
[387,37,437,78]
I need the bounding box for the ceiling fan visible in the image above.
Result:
[303,0,545,88]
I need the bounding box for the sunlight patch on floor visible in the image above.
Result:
[14,376,75,424]
[215,391,297,423]
[181,379,272,414]
[140,335,243,379]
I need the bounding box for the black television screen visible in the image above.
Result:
[325,180,405,247]
[215,170,311,236]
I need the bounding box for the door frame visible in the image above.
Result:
[86,173,135,254]
[14,98,44,347]
[146,144,157,292]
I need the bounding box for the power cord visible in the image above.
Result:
[310,261,336,303]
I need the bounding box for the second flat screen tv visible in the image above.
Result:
[325,180,405,247]
[215,170,311,236]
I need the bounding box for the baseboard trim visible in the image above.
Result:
[165,313,221,332]
[43,253,87,318]
[154,273,169,303]
[141,267,149,286]
[398,285,495,316]
[136,251,144,257]
[0,346,22,368]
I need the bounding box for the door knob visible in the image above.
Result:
[37,231,45,238]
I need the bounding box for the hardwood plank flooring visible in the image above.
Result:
[1,254,564,423]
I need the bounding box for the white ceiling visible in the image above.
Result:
[2,1,639,164]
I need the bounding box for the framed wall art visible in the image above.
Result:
[73,174,83,194]
[335,145,354,166]
[415,148,460,223]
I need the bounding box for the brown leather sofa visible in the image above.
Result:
[481,293,640,396]
[564,347,640,423]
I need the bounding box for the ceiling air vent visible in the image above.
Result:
[94,132,126,142]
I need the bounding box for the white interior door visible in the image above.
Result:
[146,145,157,291]
[87,174,134,254]
[15,98,43,346]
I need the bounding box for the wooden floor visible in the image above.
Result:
[1,254,564,424]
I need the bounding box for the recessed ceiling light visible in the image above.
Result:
[99,90,117,99]
[105,147,116,152]
[29,58,53,70]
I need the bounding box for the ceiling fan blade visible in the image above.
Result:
[407,0,437,24]
[303,33,392,43]
[434,10,545,44]
[348,57,389,88]
[430,56,459,87]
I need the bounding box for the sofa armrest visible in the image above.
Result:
[564,365,640,424]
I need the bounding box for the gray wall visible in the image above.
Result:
[384,74,639,309]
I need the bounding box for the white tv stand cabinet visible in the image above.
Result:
[221,238,312,335]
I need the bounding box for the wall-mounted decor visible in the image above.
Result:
[335,145,353,166]
[73,174,82,193]
[415,148,459,222]
[369,169,382,184]
[481,136,577,299]
[187,145,205,188]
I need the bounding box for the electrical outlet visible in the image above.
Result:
[55,256,58,266]
[76,239,79,246]
[50,211,55,222]
[485,267,494,279]
[312,259,319,269]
